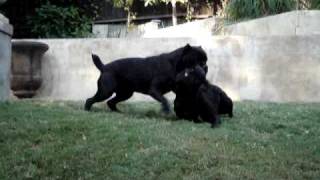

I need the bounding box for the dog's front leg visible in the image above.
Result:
[149,89,171,114]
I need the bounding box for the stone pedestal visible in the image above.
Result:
[0,13,13,101]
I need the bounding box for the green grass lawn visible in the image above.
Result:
[0,100,320,179]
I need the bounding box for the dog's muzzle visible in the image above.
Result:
[202,65,208,74]
[195,65,206,79]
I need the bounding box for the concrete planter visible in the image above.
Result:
[11,41,49,98]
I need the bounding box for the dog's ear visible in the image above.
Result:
[183,44,192,54]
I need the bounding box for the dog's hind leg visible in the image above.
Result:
[85,77,114,111]
[228,112,233,118]
[107,91,133,112]
[85,88,111,111]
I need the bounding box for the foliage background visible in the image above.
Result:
[1,0,320,38]
[28,2,92,38]
[0,0,99,38]
[224,0,320,21]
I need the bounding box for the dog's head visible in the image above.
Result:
[176,44,208,74]
[175,65,207,91]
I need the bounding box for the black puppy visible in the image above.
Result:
[174,66,233,127]
[85,44,208,113]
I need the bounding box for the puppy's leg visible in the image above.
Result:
[173,100,185,119]
[197,91,220,127]
[199,112,220,128]
[192,117,202,123]
[149,89,170,114]
[107,91,133,112]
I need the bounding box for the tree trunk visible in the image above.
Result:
[126,8,131,28]
[186,1,192,21]
[171,0,177,26]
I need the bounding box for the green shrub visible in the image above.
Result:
[28,2,92,38]
[225,0,296,21]
[225,0,320,21]
[309,0,320,9]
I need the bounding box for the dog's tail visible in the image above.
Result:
[92,54,104,72]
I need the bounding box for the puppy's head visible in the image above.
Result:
[175,65,206,90]
[177,44,208,74]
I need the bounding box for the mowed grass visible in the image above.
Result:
[0,100,320,180]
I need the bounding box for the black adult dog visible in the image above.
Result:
[85,44,208,113]
[174,66,233,127]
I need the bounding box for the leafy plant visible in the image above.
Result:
[225,0,296,21]
[28,2,92,38]
[223,0,320,22]
[308,0,320,9]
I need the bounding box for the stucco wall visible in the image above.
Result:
[21,36,320,103]
[223,10,320,36]
[0,14,13,101]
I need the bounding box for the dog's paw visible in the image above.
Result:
[161,105,171,115]
[84,101,92,111]
[210,123,220,128]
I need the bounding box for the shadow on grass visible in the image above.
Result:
[64,100,237,125]
[66,100,180,122]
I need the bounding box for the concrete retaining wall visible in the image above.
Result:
[22,36,320,103]
[0,14,13,101]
